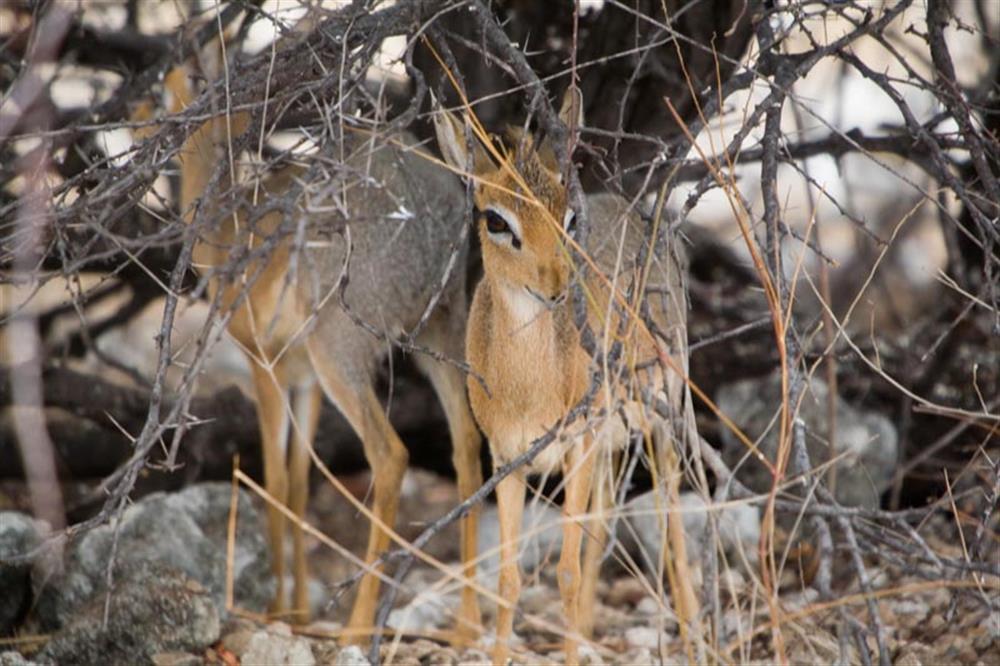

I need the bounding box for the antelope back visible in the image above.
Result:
[162,57,469,360]
[295,131,470,334]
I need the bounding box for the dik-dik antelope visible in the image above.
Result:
[434,95,690,664]
[161,62,482,640]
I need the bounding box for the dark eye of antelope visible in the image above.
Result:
[563,208,577,236]
[485,209,509,234]
[482,208,522,249]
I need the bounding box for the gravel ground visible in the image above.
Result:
[2,471,996,665]
[205,471,999,665]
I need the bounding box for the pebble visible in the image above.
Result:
[520,584,552,615]
[894,649,922,666]
[150,653,202,666]
[423,646,460,665]
[606,578,647,607]
[615,647,654,665]
[458,648,490,665]
[782,588,819,612]
[335,645,370,666]
[304,620,341,638]
[624,626,666,651]
[972,629,994,652]
[241,627,315,666]
[220,628,257,657]
[925,614,946,635]
[635,596,660,616]
[552,643,602,665]
[981,611,1000,640]
[386,590,451,633]
[720,569,746,595]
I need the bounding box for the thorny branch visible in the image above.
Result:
[1,0,998,663]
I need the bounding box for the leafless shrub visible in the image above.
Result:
[1,0,997,662]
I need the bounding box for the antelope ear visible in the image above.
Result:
[559,84,584,129]
[430,91,491,177]
[537,85,585,182]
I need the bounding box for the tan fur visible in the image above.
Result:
[159,59,483,643]
[435,101,689,665]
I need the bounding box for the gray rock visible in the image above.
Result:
[335,645,371,666]
[577,643,603,665]
[36,482,272,629]
[477,500,563,586]
[624,626,667,651]
[280,573,328,620]
[717,374,897,508]
[150,652,203,666]
[982,610,1000,641]
[457,648,490,665]
[619,490,760,573]
[614,647,654,666]
[0,652,38,666]
[241,624,315,666]
[386,590,451,633]
[0,512,41,633]
[38,562,220,666]
[220,625,259,658]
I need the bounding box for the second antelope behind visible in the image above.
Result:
[435,93,692,665]
[163,51,482,644]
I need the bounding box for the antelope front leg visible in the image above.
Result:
[493,473,525,666]
[249,363,291,617]
[559,437,596,665]
[579,451,612,639]
[287,381,322,623]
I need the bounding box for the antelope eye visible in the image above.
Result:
[564,209,577,234]
[484,209,510,235]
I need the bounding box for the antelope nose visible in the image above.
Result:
[538,264,566,301]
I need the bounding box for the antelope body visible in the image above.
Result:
[435,100,689,665]
[164,64,482,641]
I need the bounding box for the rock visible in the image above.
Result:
[241,624,316,666]
[38,562,220,665]
[0,652,37,666]
[386,590,451,633]
[520,584,553,615]
[421,645,460,665]
[720,609,744,640]
[335,645,371,666]
[578,642,603,665]
[624,626,667,651]
[457,648,490,665]
[783,588,819,612]
[619,490,760,574]
[606,577,647,607]
[890,598,929,620]
[0,512,41,633]
[615,647,654,665]
[220,626,258,658]
[720,569,746,596]
[477,500,563,586]
[150,652,203,666]
[716,374,898,508]
[635,596,660,616]
[787,629,841,665]
[979,610,999,641]
[281,574,328,619]
[35,482,272,630]
[895,644,932,666]
[717,502,760,558]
